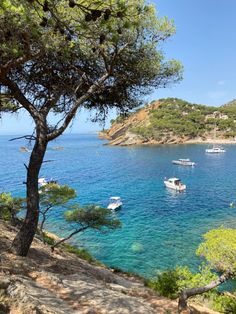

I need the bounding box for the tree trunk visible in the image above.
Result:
[178,272,230,313]
[11,129,47,256]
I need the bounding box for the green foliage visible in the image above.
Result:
[148,98,213,137]
[0,0,182,120]
[40,184,76,207]
[220,100,236,117]
[39,184,77,230]
[126,97,236,140]
[197,228,236,275]
[224,131,236,138]
[42,233,99,264]
[51,204,121,249]
[64,204,121,231]
[42,232,55,246]
[63,244,95,264]
[212,293,236,314]
[0,193,24,221]
[131,126,154,139]
[147,269,179,299]
[148,228,236,312]
[148,265,217,299]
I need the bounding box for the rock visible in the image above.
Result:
[0,220,220,314]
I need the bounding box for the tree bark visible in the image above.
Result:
[11,126,48,256]
[178,272,230,313]
[51,226,89,251]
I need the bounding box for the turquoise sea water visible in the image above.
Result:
[1,134,236,278]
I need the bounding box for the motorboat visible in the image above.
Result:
[107,197,123,210]
[38,177,57,187]
[205,145,226,153]
[172,158,196,166]
[164,177,186,191]
[205,127,226,153]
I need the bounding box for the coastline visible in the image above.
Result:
[185,138,236,145]
[101,136,236,146]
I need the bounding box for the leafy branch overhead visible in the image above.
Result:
[0,0,182,127]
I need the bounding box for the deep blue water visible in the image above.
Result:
[1,134,236,278]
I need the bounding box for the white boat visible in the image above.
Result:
[38,177,57,187]
[172,158,196,166]
[107,197,123,210]
[164,177,186,191]
[205,146,226,153]
[205,127,226,153]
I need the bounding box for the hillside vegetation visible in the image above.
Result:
[100,98,236,145]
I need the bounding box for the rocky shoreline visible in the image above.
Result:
[99,131,236,146]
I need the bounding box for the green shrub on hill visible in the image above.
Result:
[129,98,236,139]
[0,193,24,224]
[147,265,216,300]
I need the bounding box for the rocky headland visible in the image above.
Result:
[99,98,236,146]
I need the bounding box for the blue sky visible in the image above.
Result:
[1,0,236,134]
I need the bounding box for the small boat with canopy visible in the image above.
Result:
[107,197,123,210]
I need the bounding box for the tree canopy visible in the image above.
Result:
[39,183,77,231]
[0,0,182,128]
[65,204,121,231]
[52,204,121,249]
[0,0,183,256]
[197,228,236,276]
[178,228,236,312]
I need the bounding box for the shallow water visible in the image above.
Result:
[1,134,236,278]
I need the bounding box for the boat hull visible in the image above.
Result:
[205,149,225,153]
[164,181,186,191]
[172,160,195,166]
[107,204,122,210]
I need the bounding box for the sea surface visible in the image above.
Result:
[1,134,236,279]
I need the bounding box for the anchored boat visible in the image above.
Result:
[164,177,186,191]
[107,197,123,210]
[172,158,196,166]
[205,145,226,153]
[38,177,58,187]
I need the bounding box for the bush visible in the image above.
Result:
[212,294,236,313]
[147,270,179,299]
[147,265,217,300]
[42,233,55,246]
[0,193,24,222]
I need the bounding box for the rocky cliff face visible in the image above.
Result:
[100,98,236,146]
[99,102,160,145]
